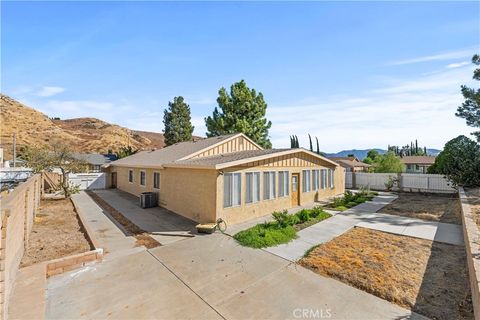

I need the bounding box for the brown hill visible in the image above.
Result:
[0,94,169,159]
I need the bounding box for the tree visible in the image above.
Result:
[316,137,320,154]
[116,146,137,159]
[205,80,272,148]
[22,145,86,197]
[163,96,195,146]
[347,153,355,158]
[367,149,379,161]
[308,134,313,152]
[374,151,404,173]
[427,135,480,186]
[456,54,480,142]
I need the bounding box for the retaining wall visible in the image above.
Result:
[459,187,480,320]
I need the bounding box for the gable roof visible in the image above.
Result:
[110,133,250,168]
[333,159,371,168]
[72,153,117,165]
[166,148,339,169]
[401,156,436,165]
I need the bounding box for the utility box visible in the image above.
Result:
[140,192,158,208]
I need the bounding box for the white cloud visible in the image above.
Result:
[389,49,473,66]
[268,65,474,152]
[37,86,66,97]
[446,61,470,69]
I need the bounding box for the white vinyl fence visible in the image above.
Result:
[345,172,456,193]
[68,173,106,190]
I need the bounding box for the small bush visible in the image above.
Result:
[335,206,348,211]
[343,191,355,203]
[272,210,291,227]
[234,224,297,248]
[332,197,344,207]
[296,209,311,223]
[355,196,366,204]
[346,201,358,208]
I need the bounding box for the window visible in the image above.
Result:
[328,169,334,188]
[246,172,260,203]
[320,169,327,189]
[278,171,289,197]
[140,171,146,186]
[263,171,276,200]
[312,170,320,191]
[128,170,133,183]
[302,170,311,193]
[153,172,160,189]
[224,173,241,208]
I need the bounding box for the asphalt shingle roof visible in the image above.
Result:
[110,134,239,167]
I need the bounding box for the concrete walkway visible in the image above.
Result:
[46,233,426,320]
[71,192,139,259]
[93,189,198,245]
[265,193,464,261]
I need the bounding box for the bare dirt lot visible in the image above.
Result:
[20,198,92,267]
[465,188,480,227]
[300,227,473,320]
[379,192,461,224]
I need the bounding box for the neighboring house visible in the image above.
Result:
[72,153,118,173]
[401,156,436,174]
[328,157,371,172]
[106,133,345,225]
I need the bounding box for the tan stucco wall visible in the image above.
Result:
[110,154,345,226]
[216,166,345,225]
[111,166,217,223]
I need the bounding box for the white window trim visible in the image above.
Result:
[153,171,160,189]
[245,172,260,205]
[302,170,311,193]
[224,172,242,208]
[263,171,276,200]
[278,171,289,198]
[140,170,146,187]
[128,169,134,184]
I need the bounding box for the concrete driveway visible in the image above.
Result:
[46,232,425,319]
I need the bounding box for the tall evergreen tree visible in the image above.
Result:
[456,54,480,142]
[163,96,195,146]
[205,80,272,148]
[316,137,320,154]
[308,134,313,152]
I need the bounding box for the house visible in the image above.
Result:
[106,133,345,225]
[328,157,371,172]
[72,153,117,173]
[401,156,436,174]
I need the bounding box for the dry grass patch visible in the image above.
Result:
[86,191,161,249]
[379,192,461,224]
[21,199,92,267]
[300,227,472,320]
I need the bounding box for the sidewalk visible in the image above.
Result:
[265,193,464,261]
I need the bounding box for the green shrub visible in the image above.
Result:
[354,196,366,204]
[343,190,355,203]
[272,210,291,227]
[335,205,348,211]
[346,201,358,208]
[296,209,311,223]
[234,224,297,248]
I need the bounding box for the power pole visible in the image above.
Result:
[12,133,17,168]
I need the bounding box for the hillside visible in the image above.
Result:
[0,94,168,159]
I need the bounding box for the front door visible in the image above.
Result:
[111,172,117,188]
[291,173,300,206]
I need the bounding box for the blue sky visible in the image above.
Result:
[2,1,479,152]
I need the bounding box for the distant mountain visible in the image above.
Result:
[326,148,441,160]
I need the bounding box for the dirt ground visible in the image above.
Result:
[20,199,92,268]
[300,227,473,320]
[379,192,461,224]
[465,188,480,227]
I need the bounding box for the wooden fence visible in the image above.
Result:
[345,172,456,193]
[0,174,42,320]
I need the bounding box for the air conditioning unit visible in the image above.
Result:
[140,192,158,208]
